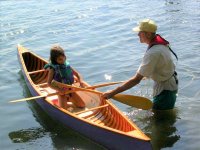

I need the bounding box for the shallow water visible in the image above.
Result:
[0,0,200,150]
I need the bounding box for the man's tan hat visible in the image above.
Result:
[133,19,157,33]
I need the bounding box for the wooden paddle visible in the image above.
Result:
[10,80,152,110]
[52,80,153,110]
[37,80,124,89]
[86,81,125,89]
[9,91,71,103]
[10,81,124,103]
[112,94,152,110]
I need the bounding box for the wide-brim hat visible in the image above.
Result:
[133,19,157,33]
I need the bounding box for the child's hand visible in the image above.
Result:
[58,88,66,95]
[79,80,87,88]
[80,82,85,88]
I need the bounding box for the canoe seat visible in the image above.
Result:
[74,104,109,118]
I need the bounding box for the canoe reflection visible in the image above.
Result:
[9,127,46,143]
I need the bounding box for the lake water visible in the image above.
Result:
[0,0,200,150]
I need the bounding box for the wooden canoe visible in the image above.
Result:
[17,44,152,150]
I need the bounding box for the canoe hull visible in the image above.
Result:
[17,45,152,150]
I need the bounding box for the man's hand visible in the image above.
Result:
[102,90,115,99]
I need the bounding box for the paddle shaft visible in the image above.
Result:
[10,81,152,110]
[9,81,124,103]
[86,81,125,89]
[9,91,74,103]
[9,85,105,103]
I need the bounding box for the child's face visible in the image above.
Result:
[56,55,66,64]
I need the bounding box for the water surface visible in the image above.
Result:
[0,0,200,150]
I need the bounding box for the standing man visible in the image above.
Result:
[102,19,178,110]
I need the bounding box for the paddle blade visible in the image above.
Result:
[112,94,153,110]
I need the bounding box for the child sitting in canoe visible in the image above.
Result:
[44,45,85,109]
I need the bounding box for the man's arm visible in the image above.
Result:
[102,73,144,99]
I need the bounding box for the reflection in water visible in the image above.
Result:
[126,108,180,150]
[9,127,46,143]
[11,71,106,150]
[150,109,180,150]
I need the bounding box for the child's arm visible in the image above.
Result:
[71,68,86,87]
[72,68,83,81]
[47,69,65,94]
